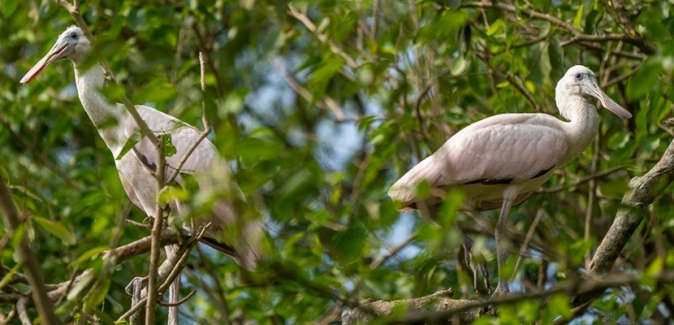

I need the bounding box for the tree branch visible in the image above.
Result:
[343,269,674,324]
[461,2,655,54]
[566,138,674,305]
[270,58,345,120]
[0,177,59,324]
[287,4,359,69]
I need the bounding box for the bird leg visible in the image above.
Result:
[126,276,146,325]
[492,197,514,298]
[461,235,491,294]
[123,245,181,324]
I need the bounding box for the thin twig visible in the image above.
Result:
[270,59,345,120]
[370,234,417,269]
[16,297,31,325]
[511,209,544,281]
[74,306,100,325]
[370,0,379,39]
[119,297,148,322]
[539,166,626,193]
[195,245,232,325]
[604,63,644,88]
[461,2,655,54]
[0,118,82,191]
[584,132,601,269]
[55,266,79,306]
[287,4,359,68]
[158,290,196,307]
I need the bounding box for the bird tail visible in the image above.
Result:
[195,161,263,271]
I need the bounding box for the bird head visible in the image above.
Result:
[555,65,632,120]
[20,26,91,84]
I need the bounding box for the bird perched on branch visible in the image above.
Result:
[20,26,262,270]
[389,65,632,296]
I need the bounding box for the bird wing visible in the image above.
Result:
[389,113,569,204]
[125,105,218,177]
[121,104,261,270]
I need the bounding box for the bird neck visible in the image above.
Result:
[74,65,130,154]
[557,95,599,165]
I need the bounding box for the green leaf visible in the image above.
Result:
[133,78,177,104]
[496,81,510,88]
[414,180,431,199]
[627,60,660,100]
[451,56,467,75]
[116,133,143,160]
[11,224,26,250]
[9,185,42,203]
[162,133,177,157]
[543,293,572,323]
[158,186,190,204]
[418,10,470,44]
[310,59,344,84]
[332,225,366,263]
[33,216,76,246]
[548,39,564,81]
[583,10,599,35]
[100,83,127,105]
[1,0,18,18]
[608,132,629,149]
[85,277,111,307]
[0,264,21,291]
[218,87,249,116]
[109,15,126,39]
[69,246,109,268]
[573,4,584,29]
[487,19,505,36]
[437,190,465,228]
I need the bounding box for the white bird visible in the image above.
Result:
[388,65,632,295]
[20,27,262,268]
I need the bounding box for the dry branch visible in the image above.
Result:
[568,138,674,305]
[460,2,655,54]
[591,139,674,274]
[342,269,674,324]
[342,289,480,324]
[0,230,188,309]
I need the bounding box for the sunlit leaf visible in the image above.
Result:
[33,216,76,246]
[116,133,142,160]
[162,133,177,157]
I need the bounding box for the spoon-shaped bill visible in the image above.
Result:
[20,41,74,84]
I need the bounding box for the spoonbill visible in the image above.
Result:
[21,26,264,322]
[388,65,632,295]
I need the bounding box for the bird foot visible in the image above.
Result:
[125,276,147,296]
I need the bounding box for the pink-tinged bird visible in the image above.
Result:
[388,65,632,296]
[21,26,261,269]
[21,26,264,322]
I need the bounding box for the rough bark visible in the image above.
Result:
[341,289,480,324]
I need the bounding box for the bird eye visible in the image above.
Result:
[575,73,583,79]
[70,32,79,39]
